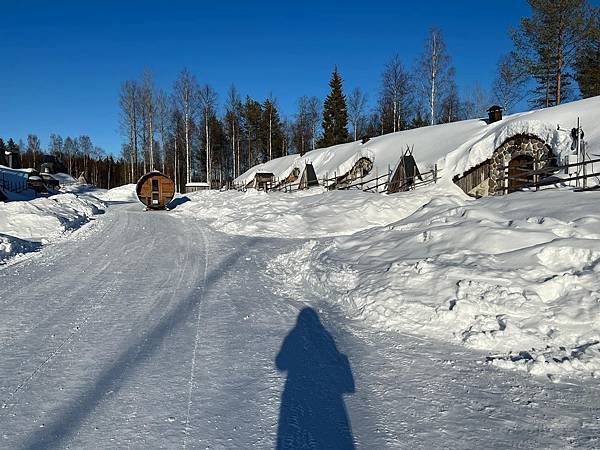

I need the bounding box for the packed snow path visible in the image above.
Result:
[1,202,600,449]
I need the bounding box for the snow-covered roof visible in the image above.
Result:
[186,182,209,187]
[234,96,600,186]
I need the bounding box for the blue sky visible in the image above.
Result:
[0,1,581,155]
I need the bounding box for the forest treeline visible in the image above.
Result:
[3,0,599,191]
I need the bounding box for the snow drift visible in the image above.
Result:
[266,186,600,380]
[0,193,105,264]
[173,187,456,238]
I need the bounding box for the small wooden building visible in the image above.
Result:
[246,172,275,190]
[136,171,175,210]
[185,182,209,193]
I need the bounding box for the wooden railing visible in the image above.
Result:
[495,155,600,193]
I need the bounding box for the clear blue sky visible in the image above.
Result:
[0,0,579,156]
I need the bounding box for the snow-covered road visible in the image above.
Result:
[1,201,600,449]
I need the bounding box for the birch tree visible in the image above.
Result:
[225,85,242,178]
[119,80,140,181]
[26,134,41,169]
[141,70,156,171]
[173,68,200,185]
[416,28,452,125]
[199,84,217,185]
[380,55,411,132]
[306,96,321,151]
[347,88,368,141]
[492,53,527,112]
[155,89,169,173]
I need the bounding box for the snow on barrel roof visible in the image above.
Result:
[234,96,600,186]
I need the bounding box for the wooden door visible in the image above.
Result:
[508,155,534,193]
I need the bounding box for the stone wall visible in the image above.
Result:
[455,134,553,196]
[488,134,553,195]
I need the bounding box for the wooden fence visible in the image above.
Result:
[495,156,600,194]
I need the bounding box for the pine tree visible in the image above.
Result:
[318,67,349,148]
[0,138,6,166]
[512,0,594,107]
[6,138,19,153]
[261,98,284,160]
[575,10,600,98]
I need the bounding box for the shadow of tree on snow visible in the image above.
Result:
[276,307,355,449]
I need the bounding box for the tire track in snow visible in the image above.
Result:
[183,226,210,449]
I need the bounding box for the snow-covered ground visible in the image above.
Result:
[2,187,600,448]
[0,191,104,264]
[175,183,600,381]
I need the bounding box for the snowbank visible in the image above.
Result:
[267,188,600,380]
[0,193,105,264]
[235,96,600,187]
[97,184,138,202]
[173,186,458,238]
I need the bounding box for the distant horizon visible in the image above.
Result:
[1,0,598,156]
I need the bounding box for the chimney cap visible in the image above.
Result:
[487,105,504,112]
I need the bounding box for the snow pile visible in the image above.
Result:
[0,192,104,263]
[174,187,457,238]
[97,184,137,202]
[268,188,600,380]
[235,96,600,187]
[0,234,42,264]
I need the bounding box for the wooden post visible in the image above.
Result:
[434,164,438,183]
[413,165,417,190]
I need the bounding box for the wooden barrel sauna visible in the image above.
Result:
[136,171,175,210]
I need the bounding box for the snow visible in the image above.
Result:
[0,192,105,264]
[174,186,453,238]
[264,187,600,381]
[235,96,600,187]
[96,184,138,202]
[175,179,600,381]
[2,199,600,448]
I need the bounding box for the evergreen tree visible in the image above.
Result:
[0,138,6,166]
[6,138,19,153]
[241,96,262,169]
[575,10,600,98]
[318,67,349,148]
[512,0,594,107]
[409,109,429,129]
[261,98,284,160]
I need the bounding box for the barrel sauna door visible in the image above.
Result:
[508,155,534,193]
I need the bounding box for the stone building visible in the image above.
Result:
[454,134,555,197]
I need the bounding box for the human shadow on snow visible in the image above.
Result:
[276,307,355,449]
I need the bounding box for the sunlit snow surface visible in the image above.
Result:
[1,183,600,447]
